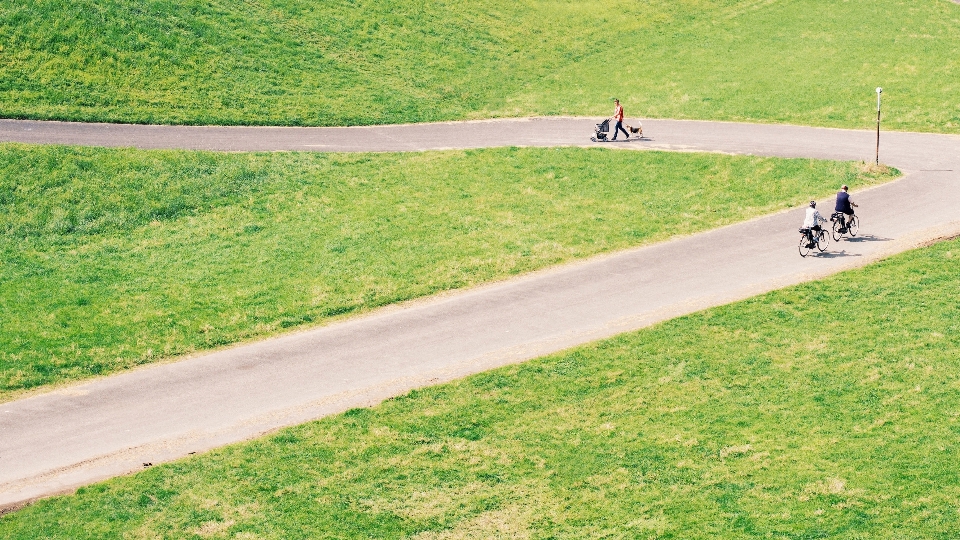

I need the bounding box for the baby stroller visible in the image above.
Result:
[593,119,611,141]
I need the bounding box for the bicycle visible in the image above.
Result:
[830,212,859,241]
[798,226,829,257]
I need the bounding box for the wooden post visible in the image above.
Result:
[875,87,882,165]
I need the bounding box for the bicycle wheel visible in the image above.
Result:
[831,219,844,241]
[798,234,812,257]
[816,229,830,252]
[848,215,859,236]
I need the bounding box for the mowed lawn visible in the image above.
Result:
[0,0,958,131]
[0,144,897,400]
[3,236,958,539]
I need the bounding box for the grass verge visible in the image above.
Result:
[0,144,898,400]
[0,0,958,131]
[2,233,958,538]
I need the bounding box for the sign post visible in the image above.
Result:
[875,87,882,165]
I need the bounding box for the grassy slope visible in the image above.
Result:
[0,0,958,131]
[0,144,897,400]
[2,237,958,539]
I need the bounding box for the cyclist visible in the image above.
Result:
[802,200,827,247]
[834,185,858,232]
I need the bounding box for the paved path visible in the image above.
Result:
[1,116,957,163]
[1,118,959,511]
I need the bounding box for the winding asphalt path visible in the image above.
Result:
[1,118,959,511]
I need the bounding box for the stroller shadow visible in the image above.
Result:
[840,234,891,243]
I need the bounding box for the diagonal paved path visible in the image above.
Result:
[1,118,959,511]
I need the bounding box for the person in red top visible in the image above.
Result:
[610,98,629,141]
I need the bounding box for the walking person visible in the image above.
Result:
[610,98,629,141]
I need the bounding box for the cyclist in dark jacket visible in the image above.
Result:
[835,185,858,231]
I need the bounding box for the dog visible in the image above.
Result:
[626,122,642,136]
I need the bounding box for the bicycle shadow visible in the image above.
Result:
[838,234,891,243]
[814,250,862,258]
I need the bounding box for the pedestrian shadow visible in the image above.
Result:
[591,137,652,143]
[814,250,862,258]
[839,234,891,243]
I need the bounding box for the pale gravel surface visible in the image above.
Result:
[1,118,958,512]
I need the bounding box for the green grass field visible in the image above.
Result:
[1,0,958,131]
[1,0,955,535]
[3,235,957,539]
[0,144,897,401]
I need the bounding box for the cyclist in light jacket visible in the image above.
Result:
[802,200,826,246]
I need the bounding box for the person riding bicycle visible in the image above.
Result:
[802,200,827,247]
[834,185,858,231]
